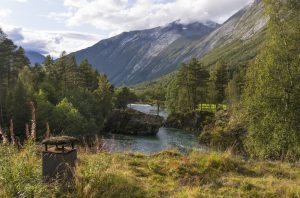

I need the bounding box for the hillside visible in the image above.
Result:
[71,22,219,85]
[71,0,267,85]
[132,0,267,90]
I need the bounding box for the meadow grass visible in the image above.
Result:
[197,104,227,113]
[0,143,299,198]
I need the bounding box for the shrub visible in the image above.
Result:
[199,110,247,155]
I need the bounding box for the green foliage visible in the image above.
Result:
[0,33,113,138]
[225,78,240,106]
[9,80,31,135]
[51,98,85,136]
[94,74,113,118]
[165,58,209,113]
[207,61,229,105]
[241,0,300,161]
[0,32,29,130]
[113,87,138,109]
[199,110,247,155]
[0,143,58,197]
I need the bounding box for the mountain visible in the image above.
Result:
[72,0,267,85]
[25,50,45,65]
[71,21,219,85]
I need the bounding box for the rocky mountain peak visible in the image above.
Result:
[71,0,266,85]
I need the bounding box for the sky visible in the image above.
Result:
[0,0,253,58]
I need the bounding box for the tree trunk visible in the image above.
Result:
[0,81,3,125]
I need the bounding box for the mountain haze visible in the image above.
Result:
[25,50,45,65]
[72,0,267,85]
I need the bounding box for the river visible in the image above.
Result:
[102,104,205,154]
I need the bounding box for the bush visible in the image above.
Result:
[199,110,247,155]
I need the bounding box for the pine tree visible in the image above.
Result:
[151,85,165,115]
[94,74,113,118]
[9,80,31,135]
[65,56,80,90]
[208,61,229,108]
[43,55,54,67]
[165,58,209,113]
[113,87,137,109]
[78,59,99,91]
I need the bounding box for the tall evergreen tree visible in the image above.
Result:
[78,59,99,91]
[166,58,209,113]
[113,87,138,109]
[94,74,113,118]
[9,80,31,135]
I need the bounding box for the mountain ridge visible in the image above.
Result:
[71,0,267,85]
[25,50,45,65]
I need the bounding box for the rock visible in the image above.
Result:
[163,111,214,133]
[104,108,164,135]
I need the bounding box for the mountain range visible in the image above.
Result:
[25,50,45,65]
[70,0,267,85]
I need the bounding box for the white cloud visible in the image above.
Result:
[15,0,28,2]
[58,0,254,36]
[2,24,102,58]
[2,0,255,57]
[0,8,12,18]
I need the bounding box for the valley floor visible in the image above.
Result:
[0,143,299,198]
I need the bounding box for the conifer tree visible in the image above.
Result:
[166,58,209,113]
[94,74,113,118]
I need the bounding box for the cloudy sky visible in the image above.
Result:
[0,0,253,57]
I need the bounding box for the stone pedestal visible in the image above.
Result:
[42,136,79,183]
[42,147,77,182]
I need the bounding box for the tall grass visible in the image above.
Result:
[0,141,59,197]
[0,143,299,197]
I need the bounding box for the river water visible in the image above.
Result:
[102,104,205,154]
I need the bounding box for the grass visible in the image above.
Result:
[197,104,227,112]
[0,143,299,198]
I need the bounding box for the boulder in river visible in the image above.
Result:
[163,111,214,133]
[104,108,164,135]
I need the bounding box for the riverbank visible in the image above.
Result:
[1,143,299,197]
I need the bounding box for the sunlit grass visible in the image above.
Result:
[197,104,227,112]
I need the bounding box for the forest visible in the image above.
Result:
[0,38,140,139]
[0,0,299,197]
